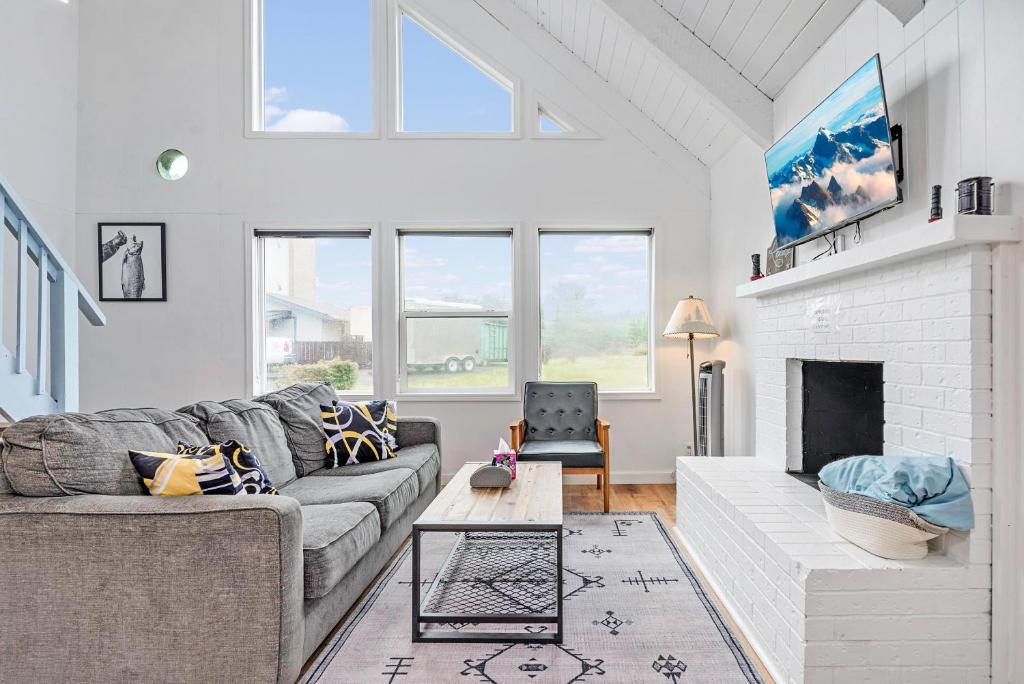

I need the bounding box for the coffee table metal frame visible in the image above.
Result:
[411,519,564,644]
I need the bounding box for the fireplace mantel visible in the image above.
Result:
[736,214,1021,299]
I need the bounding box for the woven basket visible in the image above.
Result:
[819,483,949,560]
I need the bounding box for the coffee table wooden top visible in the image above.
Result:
[415,461,562,528]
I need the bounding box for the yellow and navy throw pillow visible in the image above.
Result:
[321,399,397,467]
[177,440,278,495]
[129,448,243,496]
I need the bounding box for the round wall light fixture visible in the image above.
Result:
[156,149,189,181]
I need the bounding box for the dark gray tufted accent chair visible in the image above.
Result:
[510,381,610,511]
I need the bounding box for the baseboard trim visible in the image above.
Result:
[672,523,787,684]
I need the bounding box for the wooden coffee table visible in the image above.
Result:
[411,461,563,644]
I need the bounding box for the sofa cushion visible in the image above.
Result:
[254,382,337,477]
[0,449,11,495]
[301,502,381,599]
[281,468,419,529]
[1,409,208,497]
[311,444,439,496]
[178,399,297,486]
[517,439,605,468]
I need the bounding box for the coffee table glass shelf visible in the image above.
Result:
[412,461,563,644]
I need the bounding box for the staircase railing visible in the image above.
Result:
[0,175,105,420]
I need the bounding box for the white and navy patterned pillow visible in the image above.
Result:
[177,440,277,495]
[320,400,397,467]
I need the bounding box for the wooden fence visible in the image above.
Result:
[294,338,372,368]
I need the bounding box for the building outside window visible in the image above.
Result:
[398,229,514,393]
[255,230,373,393]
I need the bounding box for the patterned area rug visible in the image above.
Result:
[302,512,762,683]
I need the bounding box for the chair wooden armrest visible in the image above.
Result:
[596,418,611,510]
[509,419,526,452]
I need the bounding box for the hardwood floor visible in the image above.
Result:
[563,481,677,521]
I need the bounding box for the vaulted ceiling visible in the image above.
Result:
[508,0,863,166]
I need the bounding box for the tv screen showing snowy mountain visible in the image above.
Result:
[765,55,898,248]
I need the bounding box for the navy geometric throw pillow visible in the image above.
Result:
[177,440,278,495]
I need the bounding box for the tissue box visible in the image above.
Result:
[493,451,516,479]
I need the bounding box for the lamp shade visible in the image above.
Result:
[663,296,719,339]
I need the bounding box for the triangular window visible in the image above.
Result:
[398,10,515,133]
[538,106,572,134]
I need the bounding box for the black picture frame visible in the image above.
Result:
[97,222,167,302]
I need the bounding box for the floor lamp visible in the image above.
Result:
[663,296,720,455]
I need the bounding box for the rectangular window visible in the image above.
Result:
[256,0,374,133]
[539,230,653,391]
[256,230,373,394]
[398,230,513,392]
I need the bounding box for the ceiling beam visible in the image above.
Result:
[596,0,774,148]
[876,0,925,24]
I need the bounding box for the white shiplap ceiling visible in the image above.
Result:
[661,0,862,97]
[509,0,861,166]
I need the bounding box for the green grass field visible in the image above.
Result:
[542,354,649,389]
[407,364,509,389]
[405,354,648,390]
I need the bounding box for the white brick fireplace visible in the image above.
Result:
[675,218,1020,684]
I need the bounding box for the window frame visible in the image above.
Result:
[250,224,380,397]
[529,92,599,140]
[535,226,657,396]
[388,0,521,140]
[396,225,518,397]
[246,0,383,139]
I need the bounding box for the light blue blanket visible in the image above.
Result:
[819,455,974,531]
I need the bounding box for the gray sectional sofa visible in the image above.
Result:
[0,382,440,683]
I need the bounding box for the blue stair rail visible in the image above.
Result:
[0,175,105,419]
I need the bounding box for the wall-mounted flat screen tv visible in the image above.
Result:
[766,54,899,249]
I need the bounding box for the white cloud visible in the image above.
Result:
[265,86,288,104]
[772,146,898,229]
[266,108,351,133]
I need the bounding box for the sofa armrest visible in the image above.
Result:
[397,416,442,492]
[396,416,440,450]
[0,494,304,683]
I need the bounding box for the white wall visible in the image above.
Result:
[0,0,79,259]
[73,0,713,482]
[0,0,79,368]
[709,0,1024,456]
[707,137,772,457]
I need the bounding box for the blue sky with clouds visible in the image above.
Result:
[263,0,512,133]
[765,56,887,175]
[304,233,649,320]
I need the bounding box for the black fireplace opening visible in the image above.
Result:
[801,360,884,475]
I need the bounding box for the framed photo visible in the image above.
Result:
[766,237,795,276]
[97,223,167,301]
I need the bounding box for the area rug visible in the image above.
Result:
[302,512,762,683]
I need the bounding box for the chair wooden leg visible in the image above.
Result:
[596,474,602,489]
[602,463,610,512]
